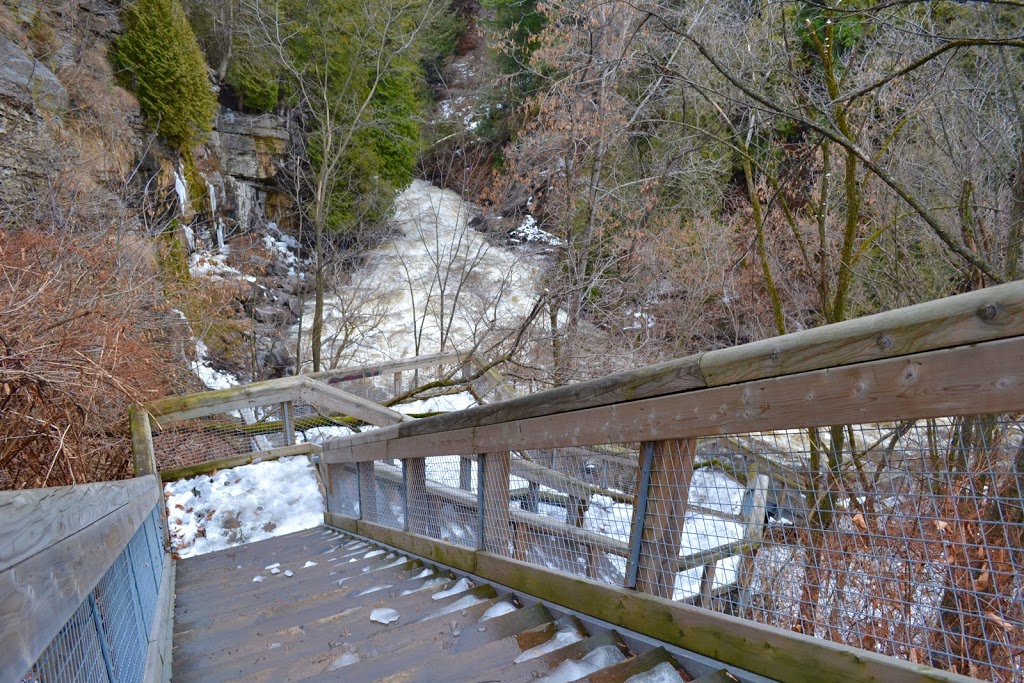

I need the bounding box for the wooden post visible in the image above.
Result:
[394,371,402,396]
[405,457,427,534]
[358,461,378,523]
[735,472,770,617]
[567,495,587,528]
[480,451,512,557]
[129,405,157,477]
[635,438,697,599]
[459,457,473,491]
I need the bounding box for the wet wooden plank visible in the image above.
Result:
[250,602,553,683]
[173,566,460,678]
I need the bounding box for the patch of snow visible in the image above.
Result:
[358,584,393,596]
[370,608,401,625]
[303,561,318,568]
[271,568,281,575]
[533,645,626,682]
[164,456,324,558]
[508,215,563,246]
[479,601,518,622]
[284,569,294,577]
[412,568,435,580]
[363,549,386,560]
[191,338,238,391]
[513,625,584,663]
[265,562,280,570]
[623,661,686,683]
[252,576,264,582]
[432,577,473,600]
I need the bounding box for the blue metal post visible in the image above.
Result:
[477,454,486,550]
[88,593,116,683]
[626,441,655,589]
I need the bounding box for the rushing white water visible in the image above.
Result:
[293,180,543,370]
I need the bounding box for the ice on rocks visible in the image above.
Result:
[533,645,626,683]
[432,577,473,600]
[479,601,518,622]
[623,661,687,683]
[513,625,585,663]
[370,608,401,625]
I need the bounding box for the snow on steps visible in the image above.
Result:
[170,525,757,682]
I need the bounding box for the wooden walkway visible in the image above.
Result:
[171,526,747,682]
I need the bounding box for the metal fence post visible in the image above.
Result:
[477,453,486,551]
[626,441,654,589]
[281,401,295,446]
[88,594,116,683]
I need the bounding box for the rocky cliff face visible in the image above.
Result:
[208,108,290,233]
[1,0,299,382]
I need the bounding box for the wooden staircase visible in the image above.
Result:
[171,526,747,683]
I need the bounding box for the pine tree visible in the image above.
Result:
[111,0,218,150]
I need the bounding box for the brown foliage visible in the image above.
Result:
[0,227,190,490]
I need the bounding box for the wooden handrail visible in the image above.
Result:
[304,349,468,382]
[324,336,1024,461]
[0,476,162,680]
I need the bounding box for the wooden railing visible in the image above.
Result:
[0,475,172,681]
[133,350,474,481]
[320,281,1024,683]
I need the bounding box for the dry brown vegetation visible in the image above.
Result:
[0,224,192,489]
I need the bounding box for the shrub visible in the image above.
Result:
[110,0,217,150]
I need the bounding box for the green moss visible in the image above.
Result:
[110,0,217,150]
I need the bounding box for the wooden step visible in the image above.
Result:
[172,580,498,681]
[296,602,555,683]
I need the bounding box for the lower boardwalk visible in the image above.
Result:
[171,525,754,683]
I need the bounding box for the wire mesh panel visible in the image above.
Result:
[325,463,360,517]
[407,455,479,548]
[367,460,405,529]
[479,445,640,583]
[24,598,110,683]
[23,504,167,683]
[95,552,146,683]
[634,417,1024,682]
[152,403,289,471]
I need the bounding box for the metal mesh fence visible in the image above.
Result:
[407,455,479,548]
[325,462,360,517]
[152,403,289,471]
[23,504,166,683]
[465,417,1024,682]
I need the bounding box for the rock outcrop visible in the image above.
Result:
[209,108,289,231]
[0,36,66,206]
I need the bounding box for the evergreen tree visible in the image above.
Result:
[111,0,217,150]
